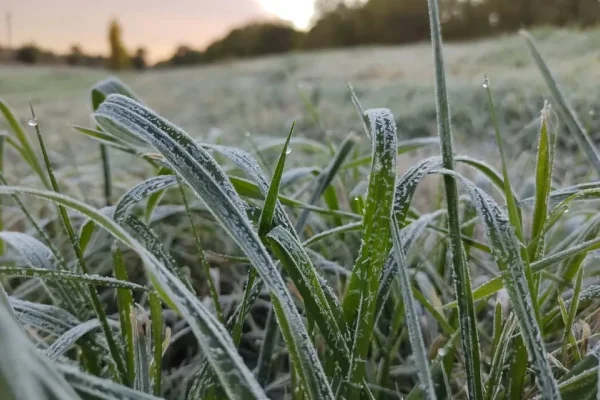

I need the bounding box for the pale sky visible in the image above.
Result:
[2,0,316,62]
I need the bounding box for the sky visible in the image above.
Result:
[1,0,316,62]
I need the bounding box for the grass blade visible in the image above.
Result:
[390,214,436,400]
[0,185,270,399]
[340,108,397,398]
[529,104,555,260]
[0,99,49,188]
[522,30,600,175]
[296,132,358,233]
[91,77,139,207]
[45,319,114,360]
[94,94,334,399]
[266,226,349,367]
[440,169,561,398]
[113,245,135,386]
[426,0,483,397]
[258,123,294,236]
[561,265,584,366]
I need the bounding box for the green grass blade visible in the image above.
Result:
[426,0,483,397]
[347,83,370,139]
[340,108,397,398]
[258,123,294,236]
[148,292,163,396]
[561,265,584,366]
[0,304,82,400]
[0,99,49,188]
[114,175,177,224]
[266,226,349,366]
[529,105,555,260]
[176,179,223,323]
[522,30,600,175]
[94,94,333,399]
[57,364,162,400]
[0,266,149,291]
[0,185,270,399]
[31,103,127,381]
[45,318,114,360]
[450,235,600,306]
[441,169,561,398]
[485,316,517,400]
[113,245,135,386]
[376,210,445,320]
[131,307,151,393]
[125,214,194,292]
[302,221,363,247]
[91,77,139,207]
[390,214,436,400]
[483,77,524,240]
[296,132,358,233]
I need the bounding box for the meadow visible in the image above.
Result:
[2,7,600,399]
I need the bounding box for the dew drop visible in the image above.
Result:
[482,77,490,89]
[28,118,38,127]
[285,147,292,155]
[438,347,447,357]
[244,131,251,138]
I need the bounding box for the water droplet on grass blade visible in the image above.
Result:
[438,347,447,357]
[28,118,38,127]
[244,131,251,138]
[285,147,292,155]
[482,77,490,89]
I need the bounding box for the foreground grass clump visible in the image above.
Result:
[3,3,600,399]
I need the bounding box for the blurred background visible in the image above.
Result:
[2,0,599,68]
[1,0,600,191]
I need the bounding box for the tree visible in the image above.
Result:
[108,19,129,70]
[15,44,41,64]
[132,47,147,70]
[66,45,83,66]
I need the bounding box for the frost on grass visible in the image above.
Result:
[438,168,561,398]
[343,108,398,390]
[114,175,178,224]
[377,210,446,318]
[11,297,80,336]
[95,94,334,399]
[0,232,58,270]
[394,156,443,220]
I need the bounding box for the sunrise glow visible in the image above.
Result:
[257,0,315,30]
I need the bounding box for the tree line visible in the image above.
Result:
[159,0,600,67]
[2,0,599,69]
[0,19,147,70]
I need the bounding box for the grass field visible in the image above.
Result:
[3,27,600,197]
[2,20,600,399]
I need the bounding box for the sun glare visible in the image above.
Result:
[257,0,315,30]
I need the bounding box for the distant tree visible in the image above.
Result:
[167,45,205,66]
[66,44,83,66]
[108,19,129,70]
[15,44,41,64]
[132,47,147,70]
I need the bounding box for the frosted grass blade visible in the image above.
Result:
[426,0,483,397]
[0,185,269,399]
[522,31,600,175]
[439,169,561,398]
[390,214,436,400]
[94,95,333,399]
[340,109,397,398]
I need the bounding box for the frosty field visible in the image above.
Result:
[2,21,600,399]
